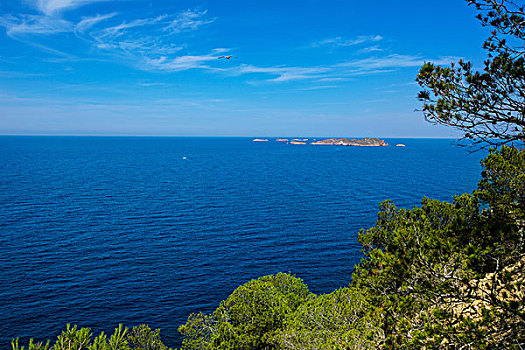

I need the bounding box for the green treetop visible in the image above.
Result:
[417,0,525,147]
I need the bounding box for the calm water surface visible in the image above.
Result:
[0,137,485,347]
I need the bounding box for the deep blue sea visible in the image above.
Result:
[0,137,486,348]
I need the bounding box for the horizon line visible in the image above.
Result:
[0,134,460,139]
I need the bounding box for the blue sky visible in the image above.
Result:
[0,0,490,137]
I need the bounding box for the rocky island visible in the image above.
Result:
[311,137,388,146]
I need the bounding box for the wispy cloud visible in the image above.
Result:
[74,12,117,33]
[0,70,51,77]
[0,3,225,72]
[76,12,222,69]
[318,77,351,82]
[35,0,110,16]
[335,54,458,71]
[0,1,459,85]
[292,85,340,91]
[164,9,216,34]
[143,48,229,72]
[311,35,383,48]
[358,45,384,54]
[237,65,330,82]
[93,15,168,42]
[233,54,459,83]
[0,14,72,36]
[0,1,114,36]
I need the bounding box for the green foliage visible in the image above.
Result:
[476,145,525,260]
[126,325,170,350]
[11,338,50,350]
[478,145,525,216]
[54,324,94,350]
[179,273,312,350]
[352,146,525,348]
[12,324,131,350]
[178,313,216,350]
[414,2,525,341]
[417,0,525,147]
[107,325,130,350]
[354,196,480,346]
[273,287,383,350]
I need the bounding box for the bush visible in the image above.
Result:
[352,146,525,348]
[12,324,170,350]
[179,273,312,350]
[273,287,383,350]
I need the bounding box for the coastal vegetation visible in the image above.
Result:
[12,0,525,348]
[11,324,168,350]
[417,0,525,148]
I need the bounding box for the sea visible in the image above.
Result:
[0,136,486,348]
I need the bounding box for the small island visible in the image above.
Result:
[311,137,388,146]
[252,138,269,142]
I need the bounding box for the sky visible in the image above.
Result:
[0,0,492,137]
